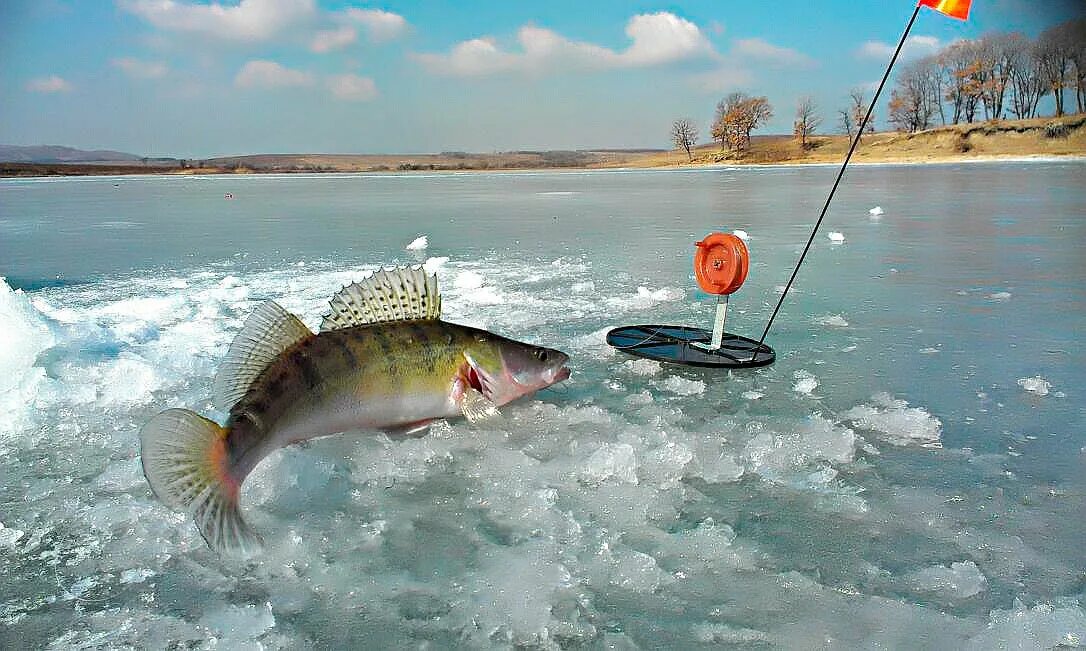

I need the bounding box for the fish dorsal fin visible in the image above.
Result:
[320,266,441,332]
[212,301,312,411]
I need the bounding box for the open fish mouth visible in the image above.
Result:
[553,366,571,383]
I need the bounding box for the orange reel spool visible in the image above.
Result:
[694,233,749,295]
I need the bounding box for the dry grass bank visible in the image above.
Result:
[632,114,1086,169]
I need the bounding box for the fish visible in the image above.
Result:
[139,266,570,554]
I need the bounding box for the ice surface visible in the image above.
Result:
[657,375,706,396]
[1017,376,1051,396]
[967,601,1086,650]
[404,235,428,250]
[582,443,639,484]
[827,231,845,242]
[0,209,1076,649]
[842,392,942,448]
[622,359,661,376]
[905,561,988,599]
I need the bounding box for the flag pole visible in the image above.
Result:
[751,2,924,357]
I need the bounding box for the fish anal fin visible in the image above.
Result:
[320,266,441,331]
[212,301,312,411]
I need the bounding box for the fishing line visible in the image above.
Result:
[752,3,923,357]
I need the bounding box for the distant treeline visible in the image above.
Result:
[671,17,1085,158]
[888,17,1086,133]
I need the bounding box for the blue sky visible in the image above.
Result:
[1,0,1081,157]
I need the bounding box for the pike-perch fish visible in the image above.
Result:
[139,267,570,553]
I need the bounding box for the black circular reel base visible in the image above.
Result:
[606,325,775,369]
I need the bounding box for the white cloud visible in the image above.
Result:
[416,12,714,77]
[234,60,314,89]
[311,26,356,53]
[26,75,72,93]
[328,73,378,101]
[733,38,813,68]
[858,35,941,60]
[111,57,169,79]
[120,0,315,42]
[341,8,407,43]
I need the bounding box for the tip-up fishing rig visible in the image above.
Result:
[606,232,774,368]
[607,0,968,369]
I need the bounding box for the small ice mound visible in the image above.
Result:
[987,291,1012,301]
[633,285,685,307]
[0,522,26,548]
[732,229,750,241]
[581,443,638,485]
[817,314,849,328]
[967,600,1086,650]
[0,278,56,435]
[623,359,661,376]
[405,235,428,250]
[453,270,484,290]
[869,206,884,216]
[1017,376,1051,396]
[571,281,596,294]
[919,347,940,354]
[742,390,764,400]
[793,371,818,395]
[827,231,845,243]
[905,561,987,599]
[842,392,942,448]
[658,375,706,396]
[422,256,449,273]
[743,414,858,481]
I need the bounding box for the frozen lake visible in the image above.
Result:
[1,163,1084,648]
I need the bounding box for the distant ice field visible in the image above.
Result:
[1,163,1084,648]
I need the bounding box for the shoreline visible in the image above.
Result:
[2,152,1084,182]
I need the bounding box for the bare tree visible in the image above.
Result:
[671,119,699,161]
[1007,33,1045,118]
[838,108,854,138]
[889,59,938,132]
[848,89,875,142]
[1065,18,1086,113]
[793,96,822,149]
[1035,22,1074,116]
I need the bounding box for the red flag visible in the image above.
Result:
[918,0,971,20]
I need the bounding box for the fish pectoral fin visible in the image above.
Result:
[459,388,502,425]
[382,420,433,439]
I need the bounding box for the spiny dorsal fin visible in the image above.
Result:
[212,301,312,411]
[320,266,441,332]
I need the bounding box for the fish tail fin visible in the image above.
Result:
[139,408,261,556]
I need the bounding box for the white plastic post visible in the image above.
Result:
[693,295,729,352]
[710,295,728,349]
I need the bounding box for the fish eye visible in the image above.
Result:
[534,348,548,362]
